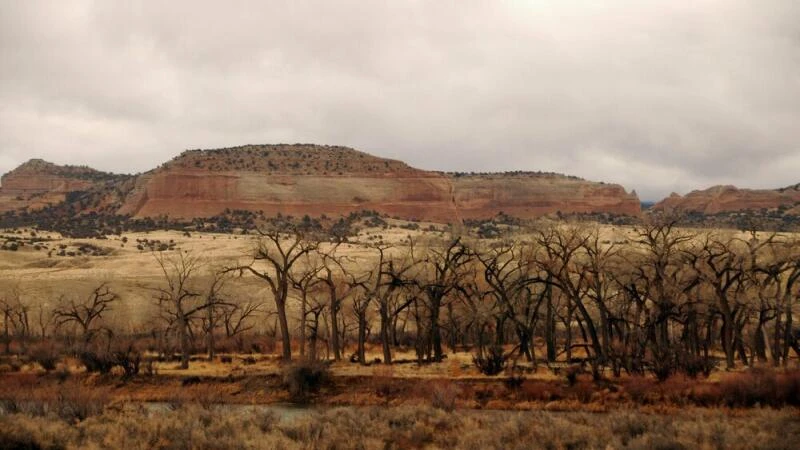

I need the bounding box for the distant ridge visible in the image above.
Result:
[652,184,800,215]
[0,144,641,223]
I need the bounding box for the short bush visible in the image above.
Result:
[30,347,59,372]
[429,381,461,412]
[472,345,506,376]
[282,360,332,403]
[79,351,115,374]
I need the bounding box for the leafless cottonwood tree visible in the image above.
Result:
[534,225,603,365]
[54,282,119,347]
[478,239,546,363]
[0,285,28,354]
[229,227,319,361]
[153,251,219,369]
[200,268,230,360]
[218,297,263,351]
[316,247,353,361]
[290,253,325,359]
[372,241,419,364]
[417,237,472,362]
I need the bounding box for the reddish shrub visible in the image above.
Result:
[718,368,779,407]
[520,381,562,402]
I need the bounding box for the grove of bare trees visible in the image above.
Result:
[2,216,799,378]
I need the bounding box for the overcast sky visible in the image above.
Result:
[1,1,798,201]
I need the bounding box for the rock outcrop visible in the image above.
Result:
[449,173,640,219]
[652,184,800,215]
[116,145,461,222]
[0,159,122,213]
[1,144,642,222]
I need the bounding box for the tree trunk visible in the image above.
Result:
[430,296,444,362]
[299,291,307,358]
[276,299,292,361]
[773,307,783,366]
[517,326,532,362]
[206,305,215,361]
[545,294,556,362]
[783,302,793,367]
[379,303,392,364]
[330,296,341,361]
[357,312,367,364]
[721,314,736,370]
[178,315,190,370]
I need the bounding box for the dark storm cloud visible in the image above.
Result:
[1,1,798,200]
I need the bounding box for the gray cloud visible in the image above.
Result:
[1,0,798,200]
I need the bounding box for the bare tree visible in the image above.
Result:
[0,285,26,354]
[477,239,546,362]
[290,253,324,358]
[316,248,352,361]
[153,251,213,369]
[200,269,230,360]
[375,242,419,364]
[229,227,319,361]
[417,237,472,362]
[54,282,118,347]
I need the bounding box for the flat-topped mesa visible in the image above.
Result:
[447,172,641,218]
[652,184,800,215]
[1,144,644,223]
[159,144,426,176]
[118,144,459,222]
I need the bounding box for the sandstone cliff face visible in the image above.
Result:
[652,184,800,215]
[2,145,642,222]
[449,173,641,218]
[117,145,460,222]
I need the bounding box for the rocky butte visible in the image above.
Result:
[0,159,127,214]
[652,184,800,215]
[0,144,641,222]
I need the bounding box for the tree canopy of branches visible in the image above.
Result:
[54,282,119,347]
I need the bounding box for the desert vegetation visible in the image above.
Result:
[1,214,799,448]
[2,215,800,376]
[1,402,798,450]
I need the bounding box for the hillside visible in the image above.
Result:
[449,172,640,219]
[652,184,800,215]
[0,159,129,214]
[0,144,642,226]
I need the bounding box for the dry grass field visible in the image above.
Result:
[2,222,799,449]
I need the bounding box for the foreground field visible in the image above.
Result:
[2,402,797,450]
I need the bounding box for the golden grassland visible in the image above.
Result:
[0,221,771,325]
[2,223,800,449]
[2,402,797,450]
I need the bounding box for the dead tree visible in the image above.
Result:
[229,227,319,361]
[290,253,324,359]
[365,241,419,364]
[153,252,213,369]
[477,239,545,363]
[316,248,352,361]
[200,269,230,360]
[0,286,27,354]
[54,282,118,347]
[417,237,472,362]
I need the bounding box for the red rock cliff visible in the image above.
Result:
[2,145,643,222]
[652,184,800,215]
[0,159,119,213]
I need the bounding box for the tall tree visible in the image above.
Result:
[417,238,472,362]
[153,252,215,369]
[230,227,318,361]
